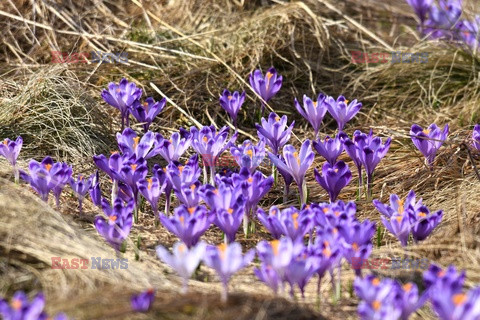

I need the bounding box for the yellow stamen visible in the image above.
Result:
[372,300,381,311]
[179,216,185,225]
[334,168,339,173]
[418,212,427,217]
[178,166,184,174]
[133,137,140,150]
[202,136,208,143]
[313,101,318,108]
[246,150,253,158]
[188,207,195,214]
[352,242,359,251]
[293,152,300,165]
[396,216,403,223]
[403,283,413,292]
[322,248,331,257]
[116,88,121,93]
[323,241,330,247]
[452,293,467,306]
[333,227,338,234]
[190,184,196,191]
[227,208,233,214]
[109,215,117,222]
[334,211,340,216]
[322,207,329,213]
[271,209,277,215]
[163,167,167,172]
[131,164,137,171]
[3,139,7,145]
[423,129,430,135]
[344,99,350,105]
[44,164,52,171]
[147,178,153,190]
[110,150,118,155]
[213,189,219,195]
[397,199,404,214]
[11,299,22,310]
[292,213,299,230]
[228,95,233,100]
[266,72,273,81]
[438,270,446,277]
[371,277,380,286]
[275,116,280,122]
[218,243,228,260]
[178,243,186,253]
[247,177,253,183]
[270,240,279,255]
[143,102,149,112]
[79,175,84,181]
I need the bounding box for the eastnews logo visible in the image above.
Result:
[51,257,128,269]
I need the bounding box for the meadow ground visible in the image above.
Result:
[1,0,480,319]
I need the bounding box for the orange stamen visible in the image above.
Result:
[227,208,233,214]
[371,278,380,286]
[11,299,22,310]
[202,136,208,143]
[247,177,253,183]
[3,139,8,145]
[397,199,404,214]
[352,242,359,251]
[133,137,140,150]
[275,116,280,122]
[228,95,233,100]
[246,150,253,158]
[292,213,299,230]
[372,300,381,311]
[44,163,52,171]
[109,215,117,222]
[213,189,219,195]
[131,164,137,171]
[270,240,279,255]
[403,283,413,292]
[423,129,430,135]
[147,178,153,190]
[190,184,196,191]
[188,207,195,214]
[218,243,228,260]
[452,293,467,306]
[179,216,185,225]
[178,166,184,174]
[178,243,186,253]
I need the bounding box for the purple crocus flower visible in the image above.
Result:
[256,112,294,155]
[203,242,255,302]
[249,67,282,115]
[131,288,155,312]
[277,206,314,241]
[410,123,449,167]
[153,164,173,214]
[408,205,443,242]
[0,136,22,183]
[254,264,280,294]
[173,181,202,208]
[268,140,315,204]
[398,282,429,320]
[472,124,480,151]
[308,231,341,295]
[89,170,102,207]
[137,176,165,219]
[338,219,376,276]
[117,128,158,160]
[156,241,206,293]
[51,162,73,209]
[423,0,462,39]
[0,291,68,320]
[117,157,148,220]
[354,275,403,320]
[284,245,320,298]
[312,132,347,165]
[101,78,142,129]
[294,94,328,138]
[361,134,391,189]
[256,238,297,279]
[154,128,191,163]
[342,130,370,187]
[324,95,362,131]
[373,190,423,218]
[312,200,357,229]
[69,174,93,213]
[406,0,434,24]
[130,97,166,132]
[219,90,245,128]
[256,206,285,239]
[423,264,466,291]
[159,205,213,247]
[274,154,294,202]
[232,167,273,234]
[457,17,480,50]
[190,125,237,183]
[381,213,412,247]
[314,161,352,202]
[94,198,134,251]
[20,156,71,204]
[230,139,266,173]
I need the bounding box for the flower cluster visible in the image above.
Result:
[0,291,68,320]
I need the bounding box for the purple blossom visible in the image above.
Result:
[203,242,255,302]
[294,94,328,137]
[256,206,286,239]
[166,155,201,192]
[314,161,352,202]
[0,291,68,320]
[20,156,71,204]
[312,132,347,165]
[69,174,93,213]
[406,0,434,24]
[116,128,158,160]
[283,245,320,298]
[156,241,206,293]
[407,205,443,242]
[51,162,73,209]
[219,90,245,128]
[410,123,449,167]
[94,198,134,251]
[230,139,266,173]
[423,0,462,39]
[130,97,166,132]
[312,200,357,229]
[0,136,22,182]
[101,78,142,129]
[381,213,412,247]
[324,95,362,131]
[137,176,165,218]
[232,167,273,214]
[159,205,213,247]
[249,67,282,114]
[258,206,313,241]
[373,190,423,218]
[256,112,294,155]
[268,140,315,204]
[457,16,480,50]
[154,128,191,163]
[131,289,155,312]
[254,264,280,294]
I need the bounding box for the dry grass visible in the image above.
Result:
[1,0,480,319]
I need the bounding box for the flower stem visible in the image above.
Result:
[283,184,289,203]
[209,164,215,186]
[111,180,119,206]
[272,164,277,186]
[299,180,307,205]
[243,209,249,238]
[13,166,19,184]
[221,282,228,303]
